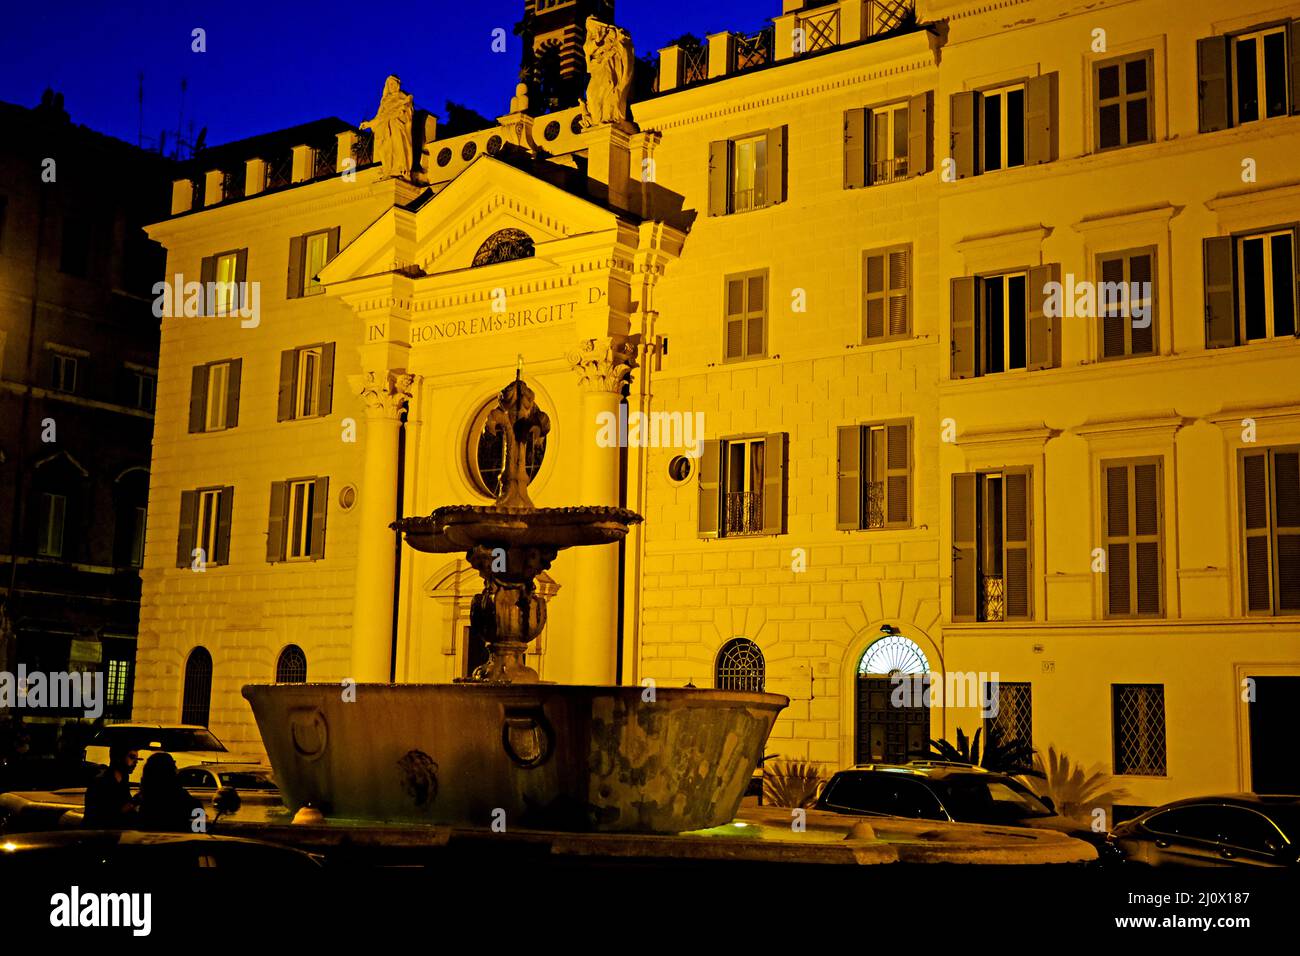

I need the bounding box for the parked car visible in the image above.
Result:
[83,725,262,782]
[1107,794,1300,867]
[176,763,278,793]
[815,762,1116,856]
[0,829,322,872]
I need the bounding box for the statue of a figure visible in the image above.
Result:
[361,75,415,180]
[579,17,634,128]
[483,376,550,510]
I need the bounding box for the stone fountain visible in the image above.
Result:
[244,376,787,833]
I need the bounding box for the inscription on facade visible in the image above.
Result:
[411,299,579,343]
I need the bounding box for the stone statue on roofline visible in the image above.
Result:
[579,17,634,129]
[362,74,415,180]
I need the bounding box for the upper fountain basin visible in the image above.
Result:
[394,504,643,552]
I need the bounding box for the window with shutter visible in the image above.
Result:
[1097,247,1157,359]
[722,270,767,362]
[707,435,786,537]
[1102,458,1164,618]
[981,83,1026,172]
[1094,52,1153,150]
[844,108,868,189]
[869,101,909,184]
[1202,236,1238,349]
[1197,35,1231,132]
[1231,25,1291,124]
[951,469,1033,622]
[981,272,1029,375]
[838,421,912,531]
[1236,229,1296,341]
[863,245,911,342]
[1241,446,1300,614]
[697,439,722,538]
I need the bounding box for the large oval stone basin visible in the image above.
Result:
[243,683,787,833]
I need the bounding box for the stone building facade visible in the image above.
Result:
[134,0,1300,813]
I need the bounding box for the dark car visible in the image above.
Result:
[815,762,1114,854]
[1108,794,1300,867]
[0,830,323,872]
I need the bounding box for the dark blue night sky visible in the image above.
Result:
[0,0,768,150]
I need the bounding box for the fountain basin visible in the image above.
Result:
[394,504,643,552]
[243,683,787,834]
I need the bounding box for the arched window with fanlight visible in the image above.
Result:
[715,638,765,693]
[275,644,307,683]
[180,646,213,726]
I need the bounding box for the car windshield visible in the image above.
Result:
[939,775,1054,822]
[219,772,277,791]
[92,728,228,753]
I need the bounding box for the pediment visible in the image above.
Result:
[321,155,623,286]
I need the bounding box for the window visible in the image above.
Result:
[844,94,932,188]
[134,371,156,411]
[188,359,241,432]
[697,434,787,537]
[1113,683,1167,776]
[275,645,308,683]
[36,492,66,557]
[59,217,91,276]
[287,227,340,298]
[1094,52,1153,150]
[836,420,912,530]
[1102,458,1164,618]
[50,353,77,393]
[1199,22,1300,131]
[129,506,147,568]
[723,270,767,361]
[1098,247,1156,358]
[949,75,1057,178]
[176,486,233,568]
[707,127,787,215]
[266,477,329,562]
[950,267,1060,378]
[198,248,247,316]
[985,681,1032,749]
[277,344,335,421]
[105,657,132,713]
[863,245,911,341]
[715,638,764,692]
[467,398,546,498]
[952,469,1032,622]
[1240,446,1300,615]
[181,647,213,727]
[1203,228,1298,347]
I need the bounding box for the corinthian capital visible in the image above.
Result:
[349,369,416,419]
[566,336,639,393]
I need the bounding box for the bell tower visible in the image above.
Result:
[519,0,616,113]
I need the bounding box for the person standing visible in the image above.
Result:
[83,744,138,828]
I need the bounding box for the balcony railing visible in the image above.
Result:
[725,491,764,536]
[870,156,909,185]
[681,44,708,85]
[264,153,292,191]
[353,129,374,168]
[733,29,772,72]
[982,577,1005,622]
[797,8,840,54]
[221,170,243,202]
[865,481,885,529]
[313,140,338,179]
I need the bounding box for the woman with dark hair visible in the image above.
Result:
[137,752,202,832]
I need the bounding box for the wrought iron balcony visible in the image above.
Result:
[725,491,764,536]
[681,44,708,85]
[982,576,1005,622]
[870,156,909,185]
[733,29,772,72]
[865,481,885,529]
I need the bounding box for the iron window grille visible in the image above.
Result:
[716,638,765,692]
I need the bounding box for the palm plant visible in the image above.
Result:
[762,757,825,808]
[922,723,1039,776]
[1028,745,1129,821]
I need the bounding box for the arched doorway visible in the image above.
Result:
[855,632,930,764]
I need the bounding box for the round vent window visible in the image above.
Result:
[543,121,560,141]
[338,484,358,512]
[667,455,693,484]
[486,135,503,155]
[462,141,478,161]
[436,148,452,167]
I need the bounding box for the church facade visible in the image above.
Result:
[134,0,1300,814]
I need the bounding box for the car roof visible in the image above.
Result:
[182,762,270,773]
[835,763,1005,780]
[1146,794,1300,812]
[99,724,209,731]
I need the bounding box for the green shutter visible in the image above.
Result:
[836,425,863,530]
[762,432,786,535]
[310,476,330,560]
[1291,21,1300,117]
[697,439,722,537]
[1203,236,1237,349]
[225,358,242,429]
[266,481,288,563]
[908,91,931,176]
[1104,464,1131,616]
[765,126,787,204]
[844,108,867,188]
[199,255,216,317]
[1024,73,1057,165]
[319,343,336,415]
[884,421,911,528]
[188,365,207,433]
[215,486,234,565]
[1197,36,1230,132]
[1027,263,1061,370]
[950,276,979,379]
[286,235,305,299]
[1273,451,1300,612]
[176,490,198,568]
[1004,469,1031,619]
[708,141,729,216]
[952,474,978,621]
[233,249,248,311]
[864,252,886,340]
[277,349,296,421]
[1242,451,1273,613]
[326,226,340,261]
[950,92,978,179]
